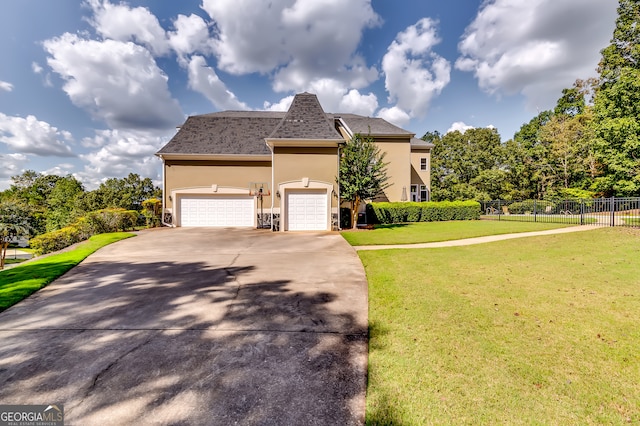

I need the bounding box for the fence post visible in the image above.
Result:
[580,199,584,225]
[610,196,615,227]
[498,200,501,221]
[534,199,537,223]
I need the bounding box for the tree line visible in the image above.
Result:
[0,171,160,238]
[428,0,640,202]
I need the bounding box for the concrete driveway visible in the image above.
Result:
[0,228,368,425]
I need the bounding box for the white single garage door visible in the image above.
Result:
[286,191,328,231]
[179,196,254,227]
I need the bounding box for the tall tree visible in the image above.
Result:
[45,176,85,232]
[339,134,390,228]
[592,0,640,196]
[429,127,504,201]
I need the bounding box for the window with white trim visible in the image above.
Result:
[420,157,429,171]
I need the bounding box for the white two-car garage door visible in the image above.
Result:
[286,191,328,231]
[179,196,254,227]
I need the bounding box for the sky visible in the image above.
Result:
[0,0,618,190]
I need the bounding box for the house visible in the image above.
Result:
[155,92,433,231]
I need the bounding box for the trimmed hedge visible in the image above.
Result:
[30,208,139,255]
[367,200,481,224]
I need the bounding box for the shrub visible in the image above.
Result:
[340,207,352,229]
[30,225,84,255]
[85,208,139,233]
[508,200,555,214]
[142,198,162,227]
[367,200,481,224]
[30,208,139,255]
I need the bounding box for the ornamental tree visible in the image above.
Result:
[0,202,31,269]
[338,133,390,228]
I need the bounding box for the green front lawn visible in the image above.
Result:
[361,227,640,424]
[0,232,134,312]
[341,220,574,246]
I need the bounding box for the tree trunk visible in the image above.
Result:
[0,242,8,270]
[351,197,361,229]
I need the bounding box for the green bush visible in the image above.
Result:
[30,225,84,255]
[29,208,139,255]
[508,200,555,214]
[367,201,481,224]
[340,207,352,229]
[85,208,139,233]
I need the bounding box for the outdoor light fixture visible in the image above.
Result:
[276,190,281,198]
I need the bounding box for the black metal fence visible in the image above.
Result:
[480,197,640,227]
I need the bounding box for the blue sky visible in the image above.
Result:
[0,0,618,190]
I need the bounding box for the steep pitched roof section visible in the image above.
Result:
[334,114,414,137]
[157,111,285,156]
[268,92,342,140]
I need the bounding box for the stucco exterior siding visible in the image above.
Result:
[373,139,411,202]
[410,151,431,188]
[164,160,272,209]
[273,146,340,208]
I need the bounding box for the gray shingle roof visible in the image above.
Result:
[268,93,342,140]
[156,93,416,157]
[410,137,435,149]
[157,112,284,156]
[334,114,414,136]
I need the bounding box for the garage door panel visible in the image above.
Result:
[287,191,327,231]
[180,196,254,227]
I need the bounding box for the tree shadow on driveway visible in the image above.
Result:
[0,257,367,425]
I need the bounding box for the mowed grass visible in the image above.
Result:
[341,220,574,246]
[0,232,134,312]
[361,227,640,424]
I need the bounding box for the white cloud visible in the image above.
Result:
[202,0,380,93]
[88,0,170,56]
[0,81,13,92]
[338,89,378,116]
[447,121,475,134]
[381,18,451,119]
[187,56,249,111]
[78,128,170,189]
[0,153,28,179]
[43,33,184,130]
[456,0,617,110]
[0,113,75,156]
[264,96,295,112]
[377,106,411,128]
[31,62,43,74]
[168,14,215,65]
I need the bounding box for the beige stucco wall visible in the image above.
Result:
[273,146,340,208]
[411,149,431,188]
[163,160,272,209]
[373,138,411,202]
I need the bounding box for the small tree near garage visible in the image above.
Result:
[339,133,390,228]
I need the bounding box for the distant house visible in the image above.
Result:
[156,92,433,231]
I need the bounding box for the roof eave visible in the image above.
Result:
[156,153,271,161]
[265,138,345,148]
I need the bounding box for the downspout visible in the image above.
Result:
[159,155,174,228]
[268,143,275,231]
[337,144,342,230]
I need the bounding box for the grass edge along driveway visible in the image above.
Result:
[0,232,135,312]
[359,226,640,424]
[341,220,574,246]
